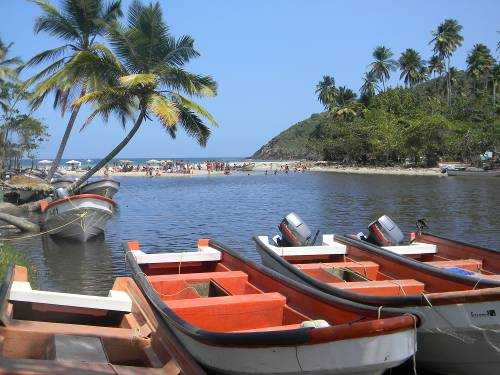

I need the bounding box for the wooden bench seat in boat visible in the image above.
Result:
[295,261,380,281]
[424,259,482,272]
[332,279,425,296]
[165,293,287,332]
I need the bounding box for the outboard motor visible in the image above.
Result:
[367,215,405,246]
[278,212,317,247]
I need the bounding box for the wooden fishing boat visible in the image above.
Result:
[0,264,205,374]
[79,178,120,198]
[40,194,115,242]
[124,238,418,375]
[254,232,500,374]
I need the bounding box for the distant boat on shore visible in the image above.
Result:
[446,168,500,177]
[79,179,120,198]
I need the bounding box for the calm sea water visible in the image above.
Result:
[7,172,500,295]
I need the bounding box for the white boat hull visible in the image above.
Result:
[415,300,500,374]
[43,196,114,242]
[257,245,500,374]
[172,328,416,375]
[79,179,120,198]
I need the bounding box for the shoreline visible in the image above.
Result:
[62,161,443,178]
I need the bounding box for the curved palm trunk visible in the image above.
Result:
[67,109,146,194]
[446,57,451,106]
[45,104,82,181]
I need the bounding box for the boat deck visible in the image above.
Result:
[284,254,499,296]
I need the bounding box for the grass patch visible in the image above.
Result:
[0,243,28,280]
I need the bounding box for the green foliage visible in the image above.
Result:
[0,243,27,280]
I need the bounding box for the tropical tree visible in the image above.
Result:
[491,63,500,109]
[427,55,445,85]
[398,48,425,87]
[360,71,379,105]
[335,86,356,106]
[66,1,217,192]
[430,19,463,105]
[0,38,22,85]
[24,0,122,181]
[315,75,336,110]
[466,43,495,92]
[368,45,397,91]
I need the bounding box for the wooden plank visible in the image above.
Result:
[9,282,132,312]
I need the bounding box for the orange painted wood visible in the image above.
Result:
[424,259,483,272]
[416,233,500,274]
[165,293,286,332]
[333,279,425,296]
[235,323,302,333]
[127,240,140,251]
[296,261,380,280]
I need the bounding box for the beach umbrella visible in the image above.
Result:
[38,160,52,165]
[65,160,81,165]
[147,159,161,165]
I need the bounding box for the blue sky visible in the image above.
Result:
[1,0,498,158]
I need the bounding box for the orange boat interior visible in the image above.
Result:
[278,237,500,298]
[0,266,201,375]
[137,241,413,336]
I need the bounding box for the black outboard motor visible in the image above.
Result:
[367,215,405,246]
[278,212,317,247]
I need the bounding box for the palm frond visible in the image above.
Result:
[119,73,157,88]
[31,0,80,41]
[147,94,179,127]
[172,93,217,126]
[22,45,70,70]
[176,106,210,146]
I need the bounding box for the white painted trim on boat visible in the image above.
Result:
[131,247,221,265]
[258,235,347,256]
[9,281,132,312]
[382,242,437,255]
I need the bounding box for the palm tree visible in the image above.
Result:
[398,48,425,87]
[427,55,445,79]
[360,71,379,100]
[335,86,356,106]
[491,63,500,109]
[315,75,336,110]
[66,1,217,193]
[24,0,122,181]
[466,43,495,92]
[368,45,397,91]
[430,19,463,105]
[0,38,22,88]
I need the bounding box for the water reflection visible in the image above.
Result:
[6,172,499,294]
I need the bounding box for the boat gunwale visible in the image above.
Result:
[254,235,500,307]
[80,179,121,189]
[43,194,117,212]
[419,231,499,254]
[124,239,418,348]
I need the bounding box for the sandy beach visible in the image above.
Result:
[62,161,443,178]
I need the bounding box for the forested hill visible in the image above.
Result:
[251,113,326,160]
[252,71,499,164]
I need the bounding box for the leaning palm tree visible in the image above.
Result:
[315,75,336,110]
[368,45,397,92]
[24,0,122,181]
[466,43,495,92]
[429,19,463,105]
[398,48,425,87]
[66,1,217,193]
